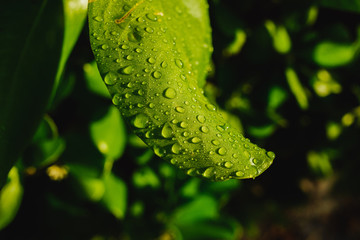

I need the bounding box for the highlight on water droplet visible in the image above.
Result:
[203,167,215,178]
[163,87,177,99]
[175,59,184,68]
[121,66,134,75]
[175,106,185,113]
[112,93,121,105]
[206,104,216,111]
[152,71,162,79]
[131,113,150,128]
[196,115,206,123]
[190,137,201,144]
[104,71,119,85]
[147,57,156,64]
[200,126,209,133]
[161,123,173,138]
[171,143,182,154]
[217,147,227,156]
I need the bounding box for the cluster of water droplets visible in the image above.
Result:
[89,1,274,181]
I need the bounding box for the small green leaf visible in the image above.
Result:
[101,173,127,219]
[319,0,360,13]
[285,67,308,110]
[313,41,355,67]
[0,167,23,230]
[173,195,218,225]
[265,20,291,54]
[90,106,127,159]
[84,61,111,98]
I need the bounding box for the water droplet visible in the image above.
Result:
[120,44,129,49]
[170,158,177,165]
[217,147,227,156]
[145,27,154,33]
[235,171,244,177]
[135,48,142,53]
[187,168,197,176]
[154,146,166,157]
[180,74,186,81]
[162,87,176,99]
[200,126,209,133]
[101,44,109,50]
[243,151,251,159]
[224,162,233,168]
[206,104,216,111]
[148,103,155,108]
[146,13,158,21]
[232,153,238,158]
[171,143,181,154]
[266,151,275,160]
[179,122,187,128]
[137,89,144,96]
[147,57,156,64]
[104,71,118,85]
[182,131,189,137]
[175,59,184,68]
[131,113,150,128]
[112,94,121,105]
[203,167,215,178]
[124,93,131,99]
[93,16,103,22]
[121,66,134,75]
[161,61,168,68]
[211,140,220,146]
[196,115,206,123]
[190,137,201,144]
[161,124,173,138]
[126,55,133,60]
[175,106,185,113]
[152,71,162,79]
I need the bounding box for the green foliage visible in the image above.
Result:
[1,0,360,239]
[88,0,274,181]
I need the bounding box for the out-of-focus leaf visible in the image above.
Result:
[90,106,127,159]
[313,42,355,67]
[173,195,218,225]
[285,67,309,110]
[0,167,23,230]
[132,167,160,189]
[326,121,342,140]
[265,20,291,54]
[307,151,333,177]
[83,61,111,98]
[0,0,64,188]
[306,6,318,25]
[68,163,105,201]
[52,0,88,99]
[267,86,288,110]
[223,29,247,56]
[202,179,240,194]
[181,178,201,198]
[176,218,242,240]
[101,173,127,219]
[319,0,360,13]
[248,124,276,138]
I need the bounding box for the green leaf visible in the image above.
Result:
[88,0,275,181]
[0,167,23,230]
[285,67,309,110]
[90,106,127,159]
[313,41,355,67]
[173,195,218,225]
[265,20,291,54]
[0,0,64,188]
[84,61,111,98]
[101,173,127,219]
[51,0,88,102]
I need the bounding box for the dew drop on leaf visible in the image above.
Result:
[152,71,162,79]
[104,71,118,85]
[132,113,150,128]
[217,147,227,156]
[196,115,206,123]
[161,124,173,138]
[163,87,176,99]
[171,143,182,154]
